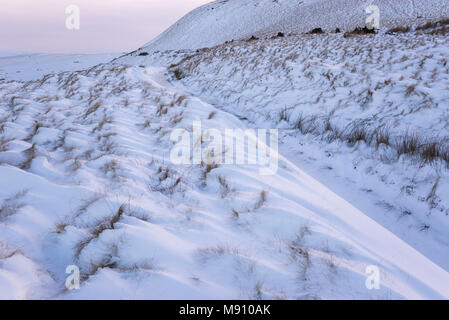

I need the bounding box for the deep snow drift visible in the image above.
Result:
[141,0,449,52]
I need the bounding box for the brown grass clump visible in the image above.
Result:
[344,26,377,38]
[0,190,28,222]
[253,190,267,210]
[387,26,411,34]
[0,136,14,152]
[149,167,185,195]
[74,204,125,258]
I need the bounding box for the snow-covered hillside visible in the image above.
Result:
[141,0,449,52]
[1,1,449,300]
[164,25,449,270]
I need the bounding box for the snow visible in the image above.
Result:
[141,0,449,52]
[1,0,449,300]
[1,61,448,299]
[167,29,449,271]
[0,52,121,82]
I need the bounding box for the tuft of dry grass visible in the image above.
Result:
[405,84,417,96]
[74,193,105,220]
[201,163,219,185]
[426,176,440,207]
[24,121,45,142]
[290,114,449,166]
[0,115,10,134]
[416,19,449,35]
[84,101,102,119]
[174,95,188,106]
[116,259,158,273]
[101,160,121,180]
[217,175,231,198]
[207,111,216,120]
[253,190,267,210]
[288,225,312,281]
[156,104,168,116]
[138,119,151,130]
[374,125,391,148]
[343,122,372,146]
[421,141,440,164]
[170,111,184,126]
[0,242,21,260]
[98,138,118,155]
[0,189,28,222]
[74,204,125,258]
[395,132,421,158]
[68,157,82,172]
[0,136,14,152]
[21,143,37,170]
[173,69,185,80]
[92,115,113,133]
[149,166,185,195]
[54,222,69,234]
[253,281,264,300]
[278,107,290,122]
[344,26,377,38]
[195,245,243,264]
[387,26,411,34]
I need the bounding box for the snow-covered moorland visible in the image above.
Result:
[1,0,449,299]
[164,24,449,270]
[0,52,121,82]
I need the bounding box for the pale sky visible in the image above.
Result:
[0,0,211,54]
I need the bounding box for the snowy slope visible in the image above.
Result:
[141,0,449,52]
[166,26,449,270]
[0,65,449,299]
